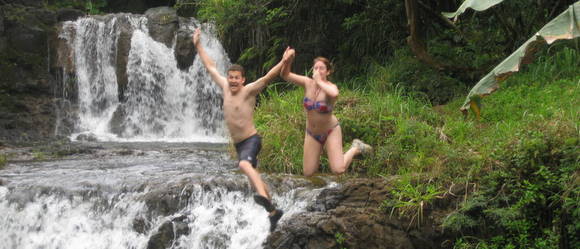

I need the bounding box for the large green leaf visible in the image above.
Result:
[461,2,580,118]
[442,0,504,19]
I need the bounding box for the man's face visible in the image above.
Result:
[227,70,245,93]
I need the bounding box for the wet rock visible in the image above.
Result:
[307,187,344,212]
[147,215,191,249]
[133,217,149,234]
[109,105,127,136]
[141,182,193,216]
[56,8,85,22]
[266,178,452,249]
[145,7,178,48]
[7,22,47,54]
[76,133,98,142]
[174,29,196,70]
[113,16,137,102]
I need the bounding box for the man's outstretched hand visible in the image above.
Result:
[282,46,295,63]
[192,28,201,46]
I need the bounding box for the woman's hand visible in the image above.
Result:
[312,69,322,82]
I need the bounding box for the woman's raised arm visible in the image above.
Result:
[280,47,309,87]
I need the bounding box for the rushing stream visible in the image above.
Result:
[0,11,334,249]
[0,143,332,249]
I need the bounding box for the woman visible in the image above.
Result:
[280,47,372,176]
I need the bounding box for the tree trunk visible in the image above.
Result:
[405,0,472,72]
[405,0,446,70]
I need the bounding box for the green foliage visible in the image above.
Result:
[334,232,347,249]
[376,48,467,105]
[444,124,579,248]
[256,45,578,246]
[0,154,6,169]
[43,0,107,14]
[255,84,304,174]
[382,173,444,228]
[188,0,290,80]
[32,151,47,161]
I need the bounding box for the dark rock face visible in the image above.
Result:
[113,15,138,103]
[105,0,175,14]
[145,7,178,48]
[0,2,204,143]
[56,8,86,22]
[1,0,42,7]
[0,4,58,143]
[174,29,196,70]
[7,23,47,54]
[146,215,191,249]
[265,179,454,249]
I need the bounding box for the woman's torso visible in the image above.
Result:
[303,80,338,133]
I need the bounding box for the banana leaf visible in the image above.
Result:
[442,0,504,19]
[460,2,580,118]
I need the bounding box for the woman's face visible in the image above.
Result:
[313,61,329,78]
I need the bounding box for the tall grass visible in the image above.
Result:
[256,46,578,179]
[253,42,580,248]
[254,45,579,247]
[255,44,578,185]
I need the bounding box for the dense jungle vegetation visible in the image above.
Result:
[178,1,579,248]
[5,0,580,248]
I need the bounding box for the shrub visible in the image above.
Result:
[443,122,579,248]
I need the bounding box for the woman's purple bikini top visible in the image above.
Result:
[303,97,333,113]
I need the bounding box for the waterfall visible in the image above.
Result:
[0,148,331,249]
[56,15,228,143]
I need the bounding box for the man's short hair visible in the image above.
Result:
[228,64,245,77]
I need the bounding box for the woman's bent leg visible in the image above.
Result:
[326,126,359,174]
[303,133,323,176]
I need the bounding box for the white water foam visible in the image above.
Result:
[58,16,229,143]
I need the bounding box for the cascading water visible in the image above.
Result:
[1,10,333,249]
[0,145,333,249]
[56,14,228,142]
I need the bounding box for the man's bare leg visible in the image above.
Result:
[239,160,270,199]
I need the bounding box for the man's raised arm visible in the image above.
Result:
[192,28,227,89]
[245,57,285,95]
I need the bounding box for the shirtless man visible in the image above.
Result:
[192,28,283,231]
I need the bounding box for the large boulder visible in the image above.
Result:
[113,15,139,102]
[146,215,191,249]
[265,179,455,249]
[145,7,178,48]
[174,28,196,70]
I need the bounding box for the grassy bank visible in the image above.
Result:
[255,46,579,248]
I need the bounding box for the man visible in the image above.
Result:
[192,28,284,231]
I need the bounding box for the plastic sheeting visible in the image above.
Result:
[442,0,504,19]
[460,2,580,118]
